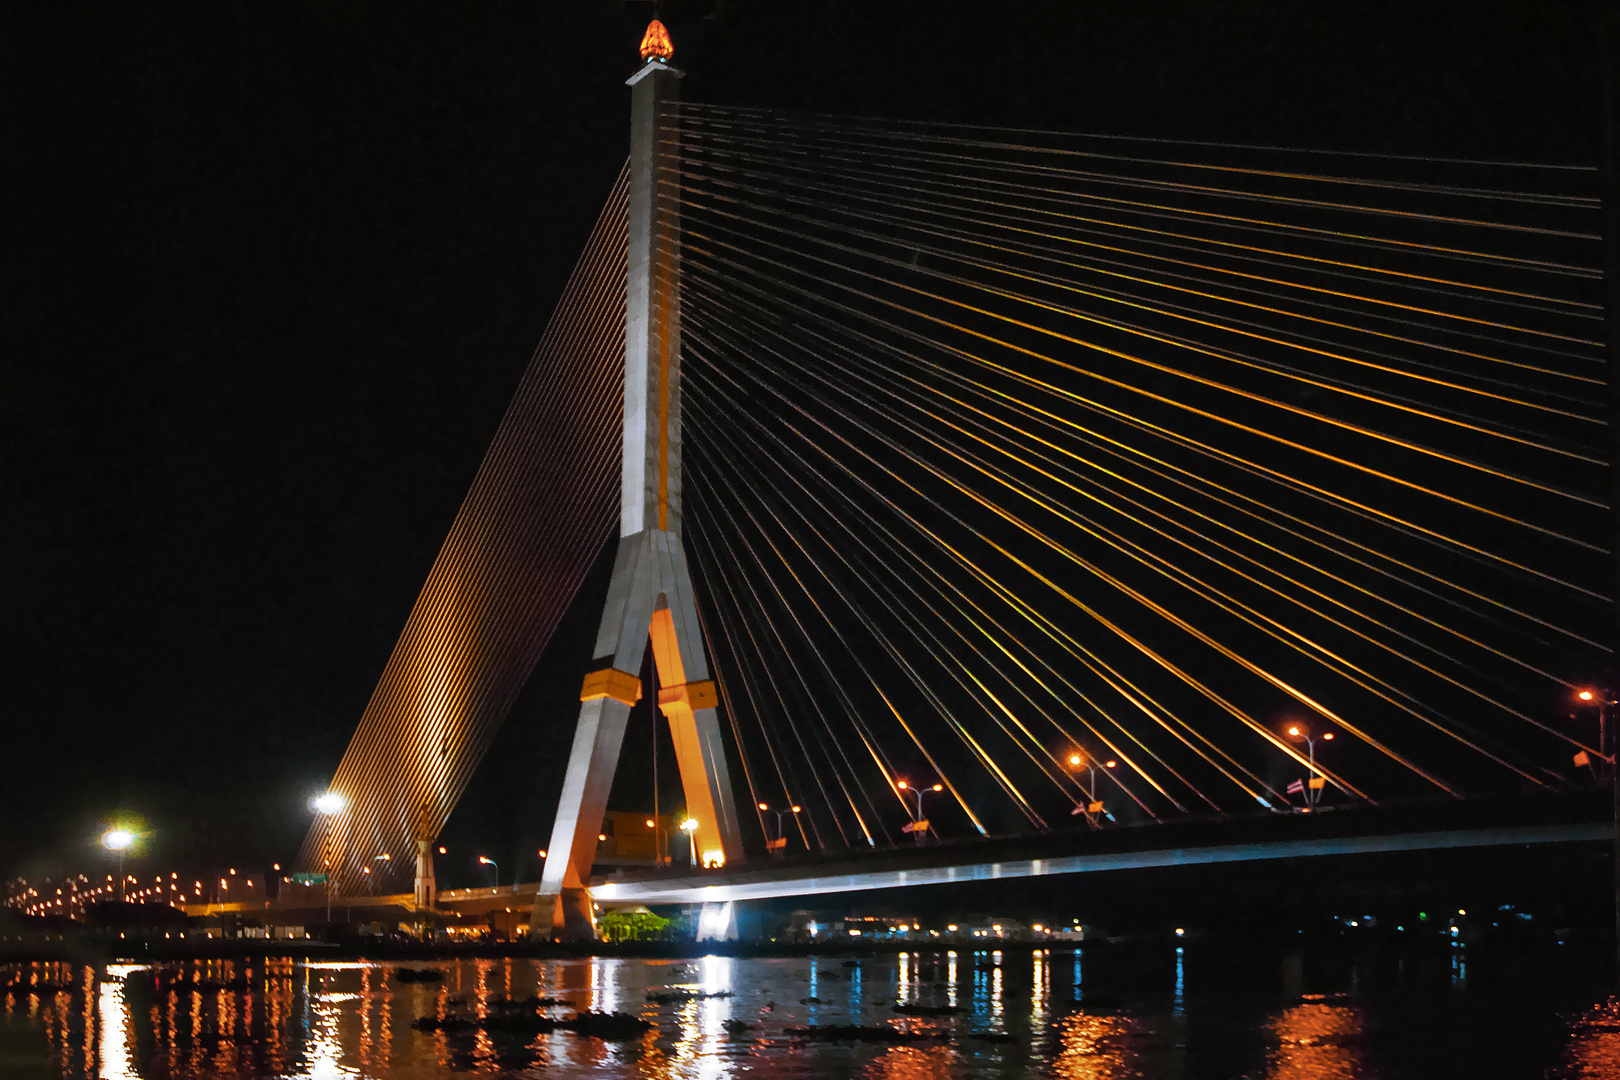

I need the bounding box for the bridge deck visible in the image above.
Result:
[587,793,1613,905]
[182,795,1611,921]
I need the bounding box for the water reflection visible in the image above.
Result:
[1,949,1615,1078]
[1265,997,1368,1080]
[96,964,143,1079]
[1555,995,1620,1080]
[990,950,1005,1026]
[1051,1011,1152,1080]
[1032,949,1049,1032]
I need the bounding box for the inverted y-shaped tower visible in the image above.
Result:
[533,22,744,941]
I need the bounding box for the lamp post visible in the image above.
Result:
[100,830,133,902]
[895,780,942,845]
[1575,688,1620,970]
[477,856,500,890]
[1066,754,1117,825]
[680,818,699,868]
[757,802,802,857]
[1286,726,1333,809]
[311,792,345,922]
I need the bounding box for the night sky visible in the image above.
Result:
[2,1,1606,888]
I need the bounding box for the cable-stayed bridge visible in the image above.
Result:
[296,28,1614,939]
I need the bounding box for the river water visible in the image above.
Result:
[2,946,1618,1078]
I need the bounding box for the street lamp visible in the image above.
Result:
[1065,754,1116,824]
[680,818,699,867]
[1573,687,1620,962]
[311,792,346,921]
[477,855,500,890]
[1286,725,1333,809]
[1575,690,1613,781]
[895,780,942,845]
[101,829,133,902]
[757,802,802,856]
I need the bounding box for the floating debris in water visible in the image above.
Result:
[566,1011,652,1040]
[411,1015,479,1033]
[490,994,567,1010]
[786,1024,938,1044]
[646,988,733,1003]
[412,1010,649,1040]
[394,968,444,983]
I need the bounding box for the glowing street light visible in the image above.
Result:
[1573,689,1616,781]
[1285,725,1331,809]
[476,855,500,890]
[757,802,802,857]
[101,829,134,901]
[1065,753,1115,824]
[895,780,942,845]
[1571,687,1620,961]
[312,792,345,815]
[680,818,699,868]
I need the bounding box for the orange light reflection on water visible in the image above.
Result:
[1265,997,1368,1080]
[1556,995,1620,1080]
[857,1044,962,1080]
[1050,1011,1150,1080]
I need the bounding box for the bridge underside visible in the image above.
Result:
[386,795,1614,919]
[586,794,1613,906]
[588,820,1609,906]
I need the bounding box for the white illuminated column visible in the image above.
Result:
[533,22,744,942]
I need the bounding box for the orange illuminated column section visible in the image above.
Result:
[532,26,745,942]
[649,608,727,868]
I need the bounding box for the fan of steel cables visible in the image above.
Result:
[298,164,629,893]
[672,105,1608,847]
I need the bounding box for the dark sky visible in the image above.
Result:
[1,1,1607,886]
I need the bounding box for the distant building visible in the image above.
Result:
[788,910,922,941]
[963,915,1031,941]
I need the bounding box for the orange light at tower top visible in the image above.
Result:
[640,20,673,63]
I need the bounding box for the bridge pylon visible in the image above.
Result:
[533,31,745,941]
